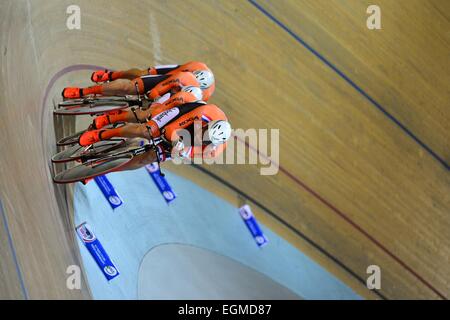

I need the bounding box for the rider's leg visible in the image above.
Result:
[82,78,144,96]
[110,68,148,80]
[102,122,159,140]
[79,122,160,146]
[93,107,151,128]
[63,74,165,99]
[92,68,149,82]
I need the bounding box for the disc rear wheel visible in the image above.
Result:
[56,129,86,146]
[58,96,128,107]
[54,101,129,116]
[53,155,133,184]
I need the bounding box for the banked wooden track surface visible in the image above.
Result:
[0,0,448,299]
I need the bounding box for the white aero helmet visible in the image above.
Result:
[208,120,231,146]
[193,70,215,89]
[181,86,203,101]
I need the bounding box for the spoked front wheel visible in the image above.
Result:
[54,101,129,116]
[53,155,133,184]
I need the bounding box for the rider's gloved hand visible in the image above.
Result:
[79,129,104,146]
[148,88,160,101]
[91,110,127,129]
[91,70,112,83]
[92,114,110,129]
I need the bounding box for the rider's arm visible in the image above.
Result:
[187,143,227,160]
[91,68,149,82]
[147,64,180,75]
[148,61,210,75]
[109,68,149,80]
[105,66,176,81]
[163,91,198,109]
[148,91,189,116]
[147,73,186,100]
[162,129,227,161]
[147,77,176,100]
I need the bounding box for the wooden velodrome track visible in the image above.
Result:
[0,0,448,299]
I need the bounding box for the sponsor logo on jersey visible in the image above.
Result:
[153,108,180,128]
[179,116,199,127]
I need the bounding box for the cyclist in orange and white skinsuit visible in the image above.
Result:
[62,61,215,102]
[78,102,232,170]
[89,86,204,130]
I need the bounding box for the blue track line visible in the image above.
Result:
[248,0,449,171]
[0,199,29,299]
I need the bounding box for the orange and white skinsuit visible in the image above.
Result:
[138,71,200,100]
[142,102,227,162]
[65,61,214,101]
